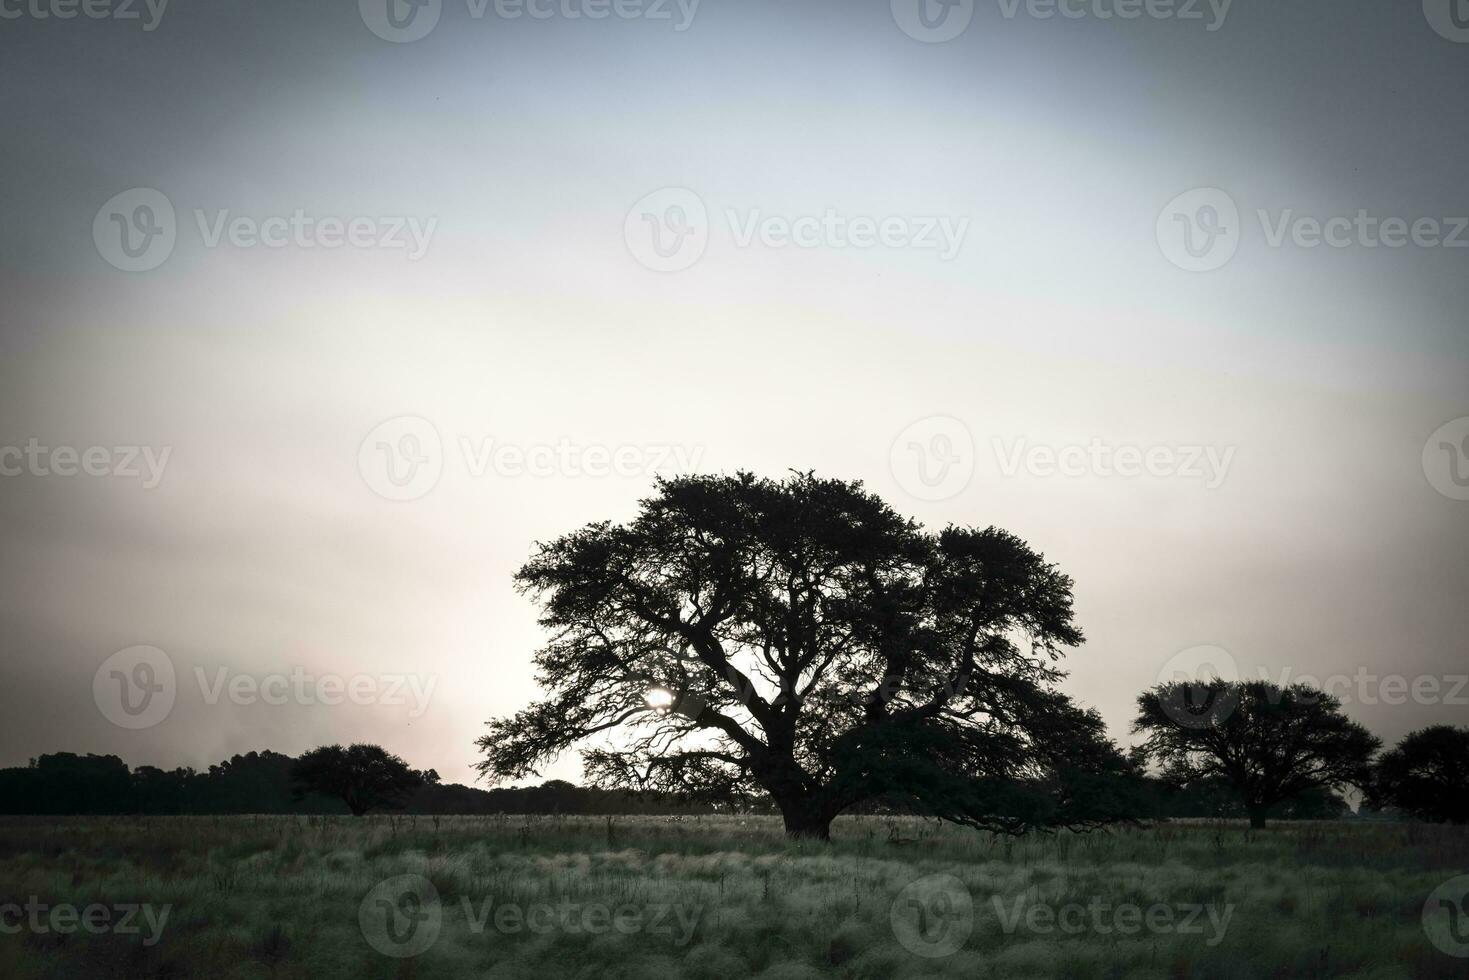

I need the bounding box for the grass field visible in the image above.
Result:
[1,815,1466,979]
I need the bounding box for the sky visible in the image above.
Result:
[0,0,1465,787]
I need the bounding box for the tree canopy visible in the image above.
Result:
[1368,725,1469,824]
[477,472,1136,839]
[1134,680,1379,828]
[291,743,438,817]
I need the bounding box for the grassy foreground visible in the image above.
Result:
[0,814,1466,979]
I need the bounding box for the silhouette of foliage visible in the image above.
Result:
[1133,680,1379,828]
[1143,774,1349,820]
[477,471,1138,839]
[290,743,438,816]
[0,750,714,816]
[0,753,133,815]
[1368,725,1469,824]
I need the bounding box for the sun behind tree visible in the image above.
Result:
[477,471,1137,840]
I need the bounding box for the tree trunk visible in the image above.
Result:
[781,808,833,841]
[1247,805,1267,830]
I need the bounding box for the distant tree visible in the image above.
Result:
[1368,725,1469,824]
[1148,775,1349,821]
[290,744,438,816]
[1133,680,1378,829]
[477,471,1136,840]
[1273,785,1351,821]
[132,765,196,814]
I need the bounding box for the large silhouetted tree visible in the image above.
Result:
[1368,725,1469,824]
[291,744,437,816]
[1133,680,1379,829]
[476,472,1135,839]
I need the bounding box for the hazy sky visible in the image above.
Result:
[1,0,1465,786]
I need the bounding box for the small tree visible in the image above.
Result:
[1133,680,1378,829]
[290,744,437,816]
[1369,725,1469,824]
[478,471,1136,840]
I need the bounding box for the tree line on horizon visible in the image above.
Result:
[14,473,1460,832]
[0,748,714,818]
[0,717,1460,828]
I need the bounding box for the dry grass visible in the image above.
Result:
[0,815,1465,979]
